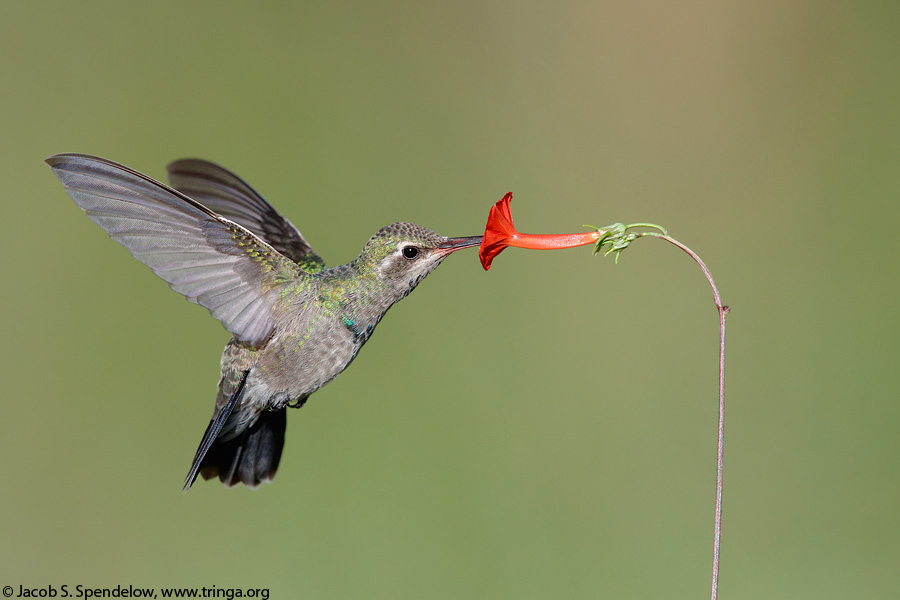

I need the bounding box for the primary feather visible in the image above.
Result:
[46,153,303,347]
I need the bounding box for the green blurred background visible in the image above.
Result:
[2,1,898,598]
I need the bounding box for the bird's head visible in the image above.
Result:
[355,222,481,302]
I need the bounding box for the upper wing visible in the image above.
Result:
[47,153,304,347]
[166,159,326,273]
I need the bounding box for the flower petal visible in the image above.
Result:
[479,193,517,270]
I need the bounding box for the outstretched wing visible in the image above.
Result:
[166,159,326,273]
[47,153,304,347]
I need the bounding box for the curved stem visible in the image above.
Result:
[624,222,668,235]
[640,233,729,600]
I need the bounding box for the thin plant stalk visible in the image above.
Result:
[639,232,729,600]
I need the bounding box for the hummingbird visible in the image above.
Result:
[46,153,482,491]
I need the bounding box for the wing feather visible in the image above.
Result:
[167,158,326,272]
[46,153,304,347]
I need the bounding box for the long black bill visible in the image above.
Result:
[437,235,483,254]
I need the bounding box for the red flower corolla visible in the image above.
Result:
[478,193,605,270]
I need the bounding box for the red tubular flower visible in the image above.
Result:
[478,193,605,270]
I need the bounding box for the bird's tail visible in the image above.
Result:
[183,372,287,490]
[196,408,286,489]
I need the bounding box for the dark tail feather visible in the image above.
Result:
[199,408,287,488]
[182,370,247,491]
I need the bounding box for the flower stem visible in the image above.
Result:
[639,232,729,600]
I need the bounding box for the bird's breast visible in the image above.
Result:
[258,310,368,398]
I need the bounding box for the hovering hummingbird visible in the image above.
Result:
[46,154,482,491]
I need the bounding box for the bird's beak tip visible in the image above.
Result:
[437,235,483,253]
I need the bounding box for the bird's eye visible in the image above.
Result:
[402,246,419,260]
